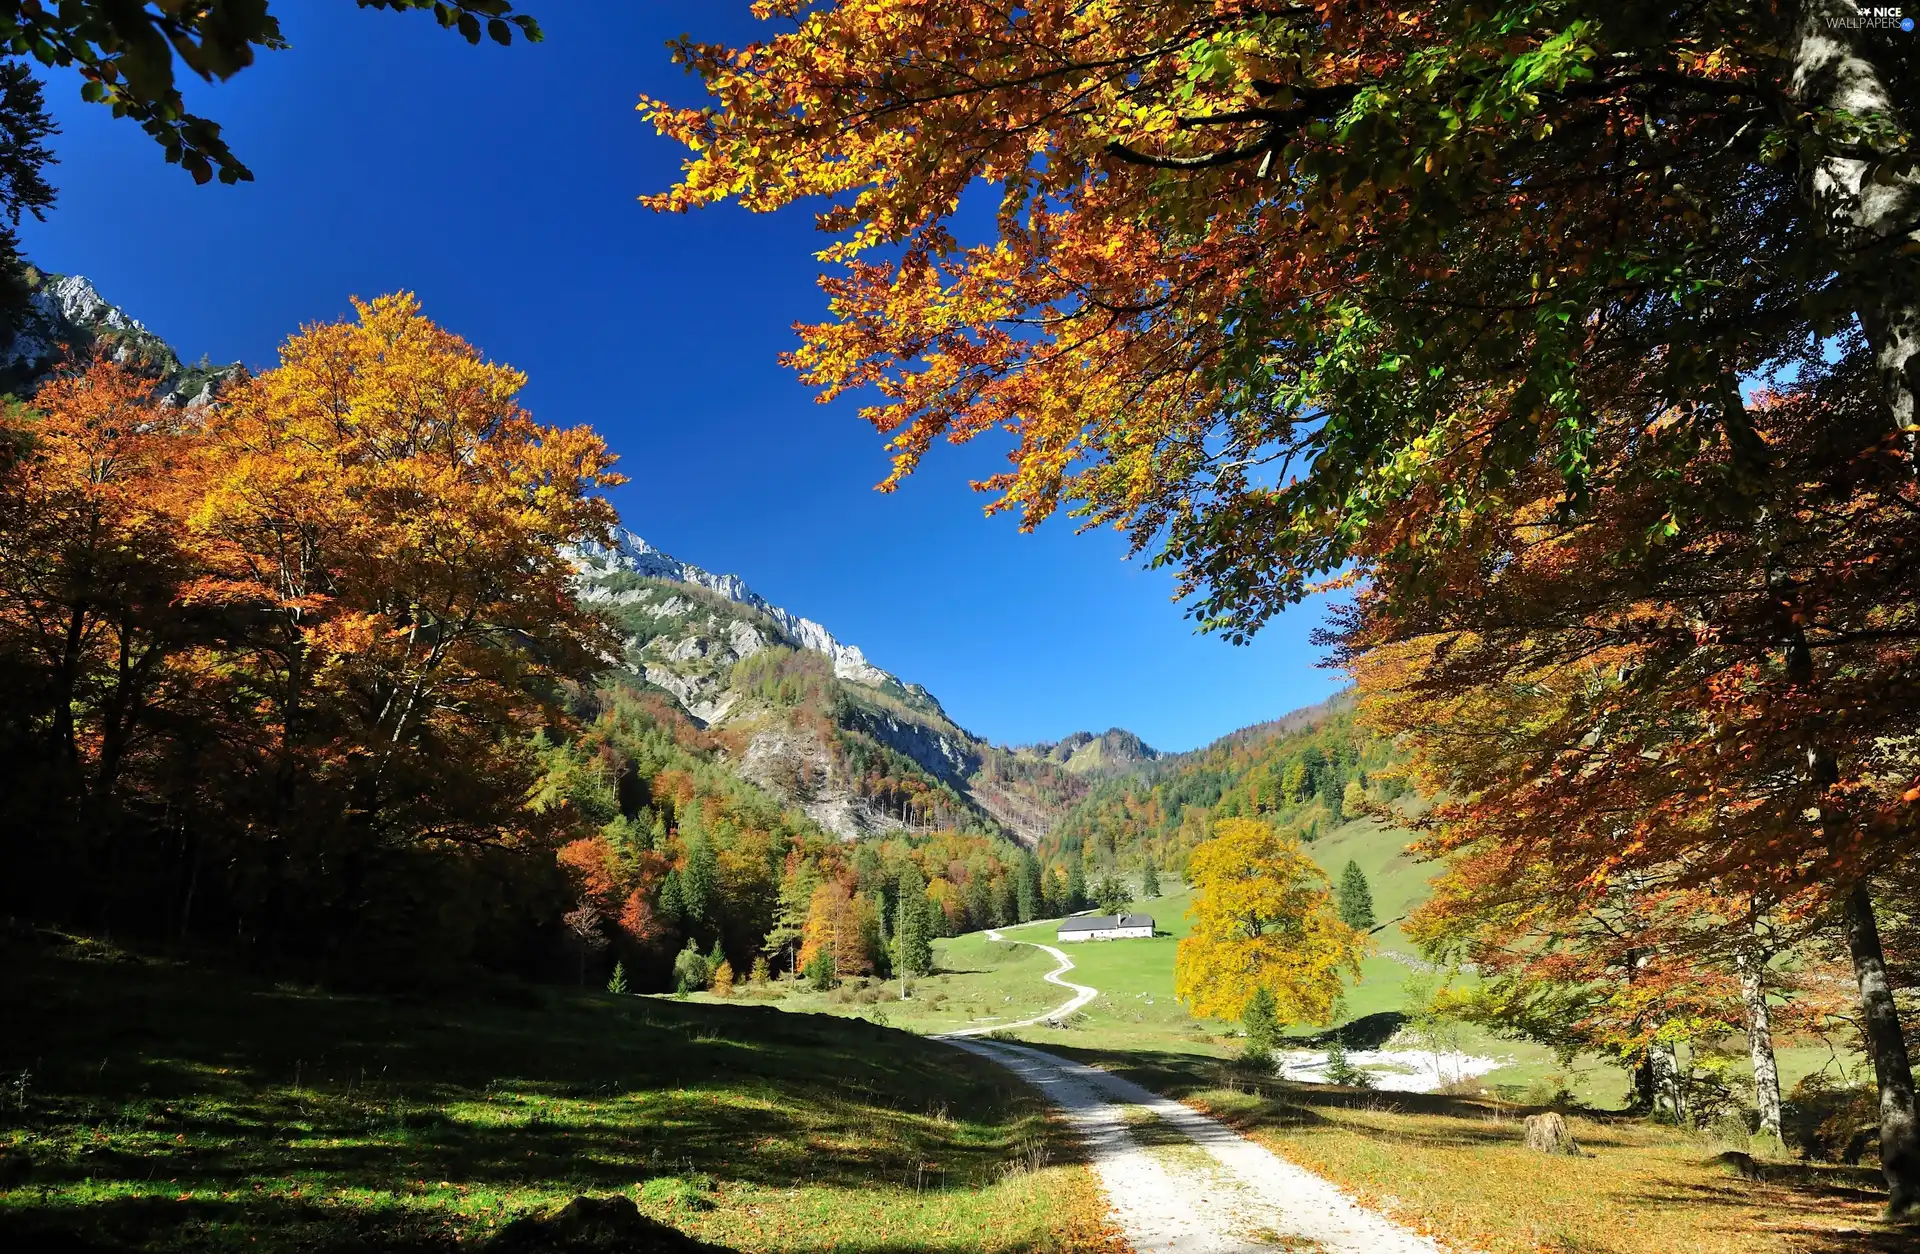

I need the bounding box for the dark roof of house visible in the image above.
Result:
[1058,914,1154,932]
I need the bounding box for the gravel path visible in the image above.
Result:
[941,928,1099,1037]
[941,934,1457,1253]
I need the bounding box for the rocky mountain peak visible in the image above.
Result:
[1,268,242,404]
[572,529,897,689]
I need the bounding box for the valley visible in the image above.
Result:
[5,133,1912,1254]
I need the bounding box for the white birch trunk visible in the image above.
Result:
[1736,942,1784,1140]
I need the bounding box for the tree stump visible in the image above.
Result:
[1522,1111,1581,1156]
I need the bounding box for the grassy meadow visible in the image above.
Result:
[721,820,1897,1253]
[0,932,1120,1254]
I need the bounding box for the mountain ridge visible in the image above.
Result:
[7,268,1170,846]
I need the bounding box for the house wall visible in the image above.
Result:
[1056,926,1153,942]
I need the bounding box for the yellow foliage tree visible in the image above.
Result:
[710,959,736,998]
[1174,819,1365,1026]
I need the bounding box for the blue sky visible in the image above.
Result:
[18,5,1340,752]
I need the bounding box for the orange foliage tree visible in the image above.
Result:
[1347,376,1919,1190]
[0,296,625,981]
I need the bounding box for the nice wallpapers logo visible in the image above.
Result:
[1826,4,1915,29]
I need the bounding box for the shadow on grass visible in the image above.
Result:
[1,941,1083,1254]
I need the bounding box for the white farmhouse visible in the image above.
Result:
[1056,913,1155,942]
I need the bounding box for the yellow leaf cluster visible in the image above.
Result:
[1174,818,1366,1024]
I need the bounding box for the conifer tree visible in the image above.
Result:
[682,829,717,924]
[1066,857,1088,911]
[1140,860,1161,900]
[1242,986,1280,1055]
[1336,862,1376,932]
[1016,852,1041,922]
[658,869,687,926]
[893,865,933,998]
[606,960,629,996]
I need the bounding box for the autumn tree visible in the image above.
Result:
[179,292,622,969]
[642,4,1914,628]
[641,3,1916,1206]
[1349,375,1920,1188]
[1175,818,1365,1027]
[0,294,624,979]
[0,363,206,926]
[767,852,822,982]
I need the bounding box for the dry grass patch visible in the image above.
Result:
[1188,1084,1906,1254]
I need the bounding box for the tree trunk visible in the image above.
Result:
[1650,1041,1685,1125]
[1736,941,1784,1141]
[1842,882,1920,1217]
[1777,542,1919,1212]
[1631,1050,1657,1113]
[1788,1,1920,454]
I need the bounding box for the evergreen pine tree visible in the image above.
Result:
[1336,861,1376,931]
[991,875,1018,927]
[1093,873,1131,916]
[606,960,630,995]
[1016,853,1041,922]
[1040,867,1067,919]
[1241,986,1279,1058]
[682,831,718,923]
[893,865,933,997]
[707,937,727,972]
[1140,859,1161,899]
[1066,857,1088,911]
[658,869,687,924]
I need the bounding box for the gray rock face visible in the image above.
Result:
[843,704,980,786]
[573,530,895,687]
[0,269,241,403]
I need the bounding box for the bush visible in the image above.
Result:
[1521,1074,1575,1108]
[638,1173,719,1213]
[1323,1039,1374,1088]
[1784,1073,1880,1162]
[672,941,710,993]
[805,951,836,991]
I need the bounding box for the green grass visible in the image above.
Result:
[1,933,1118,1253]
[696,932,1071,1037]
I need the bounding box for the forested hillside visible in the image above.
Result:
[0,272,1146,996]
[1040,696,1413,887]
